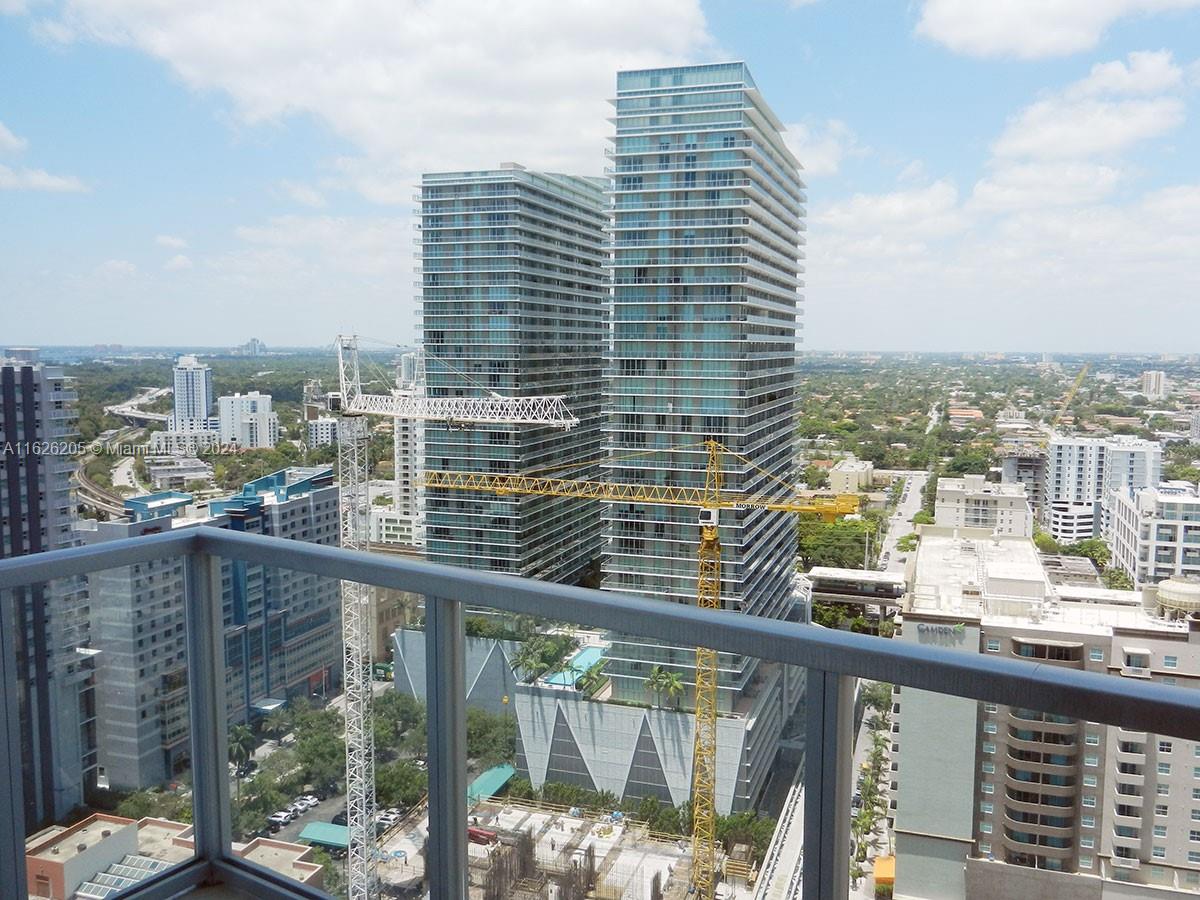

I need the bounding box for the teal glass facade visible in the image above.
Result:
[419,166,606,582]
[602,63,805,716]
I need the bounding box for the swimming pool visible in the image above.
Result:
[543,645,604,686]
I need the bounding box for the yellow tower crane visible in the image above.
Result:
[1052,363,1090,431]
[425,439,858,896]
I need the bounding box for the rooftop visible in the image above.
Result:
[908,526,1187,635]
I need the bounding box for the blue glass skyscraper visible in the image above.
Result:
[603,63,804,761]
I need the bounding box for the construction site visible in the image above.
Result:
[371,795,764,899]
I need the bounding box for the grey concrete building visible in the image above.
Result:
[0,353,95,827]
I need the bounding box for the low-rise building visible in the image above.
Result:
[25,813,322,898]
[935,473,1033,537]
[894,526,1200,898]
[143,455,213,491]
[829,457,874,493]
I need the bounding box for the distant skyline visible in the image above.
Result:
[2,1,1199,350]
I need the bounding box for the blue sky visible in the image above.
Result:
[1,0,1199,350]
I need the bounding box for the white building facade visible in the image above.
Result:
[1042,436,1161,544]
[934,473,1034,537]
[217,391,279,449]
[1109,482,1200,587]
[169,355,215,431]
[1142,370,1168,401]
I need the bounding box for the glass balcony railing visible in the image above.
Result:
[2,528,1200,899]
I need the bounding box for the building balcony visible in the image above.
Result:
[2,527,1199,900]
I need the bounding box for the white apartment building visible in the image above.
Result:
[169,355,214,431]
[935,473,1034,537]
[894,526,1200,899]
[1190,409,1200,443]
[306,417,338,448]
[829,457,874,493]
[1142,370,1168,402]
[1109,482,1200,587]
[217,391,279,449]
[1042,435,1161,544]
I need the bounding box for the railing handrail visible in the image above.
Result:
[3,526,1200,740]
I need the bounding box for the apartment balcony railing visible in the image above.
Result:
[3,527,1200,899]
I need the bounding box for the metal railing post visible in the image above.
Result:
[425,595,467,899]
[186,549,232,866]
[803,669,853,900]
[0,585,28,897]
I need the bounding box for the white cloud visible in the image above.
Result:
[0,121,27,153]
[819,180,967,238]
[279,179,326,208]
[970,161,1122,212]
[916,0,1200,59]
[35,0,713,201]
[155,234,187,248]
[0,0,30,13]
[783,119,864,177]
[163,253,193,271]
[994,96,1183,159]
[231,214,410,277]
[1067,49,1183,97]
[0,163,87,192]
[992,52,1187,161]
[96,258,136,276]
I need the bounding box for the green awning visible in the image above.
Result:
[298,822,350,849]
[468,764,515,805]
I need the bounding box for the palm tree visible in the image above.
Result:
[646,665,671,708]
[263,708,291,742]
[228,723,255,801]
[661,670,685,709]
[576,660,608,697]
[512,642,543,683]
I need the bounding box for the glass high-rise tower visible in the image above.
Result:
[419,165,607,582]
[603,63,805,717]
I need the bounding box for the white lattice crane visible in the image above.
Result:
[329,335,577,899]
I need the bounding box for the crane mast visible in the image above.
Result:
[425,440,859,898]
[331,335,578,900]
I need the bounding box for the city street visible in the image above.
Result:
[878,472,927,574]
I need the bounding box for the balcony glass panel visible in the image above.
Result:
[8,564,200,899]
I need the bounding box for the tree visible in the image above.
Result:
[910,510,934,526]
[575,659,608,697]
[661,670,686,709]
[1033,530,1062,554]
[1064,537,1110,569]
[860,681,893,714]
[466,707,516,769]
[375,760,428,809]
[645,665,668,708]
[895,533,918,553]
[263,708,291,742]
[1102,567,1134,590]
[228,723,256,800]
[802,463,829,490]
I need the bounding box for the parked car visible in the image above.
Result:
[293,796,318,812]
[331,809,348,826]
[267,812,292,829]
[300,794,320,807]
